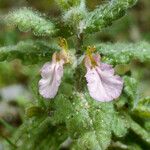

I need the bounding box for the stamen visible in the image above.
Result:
[86,46,97,67]
[58,37,68,51]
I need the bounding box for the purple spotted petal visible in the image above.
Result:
[39,59,64,99]
[85,63,123,102]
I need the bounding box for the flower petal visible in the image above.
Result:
[39,60,64,99]
[84,53,101,69]
[85,63,123,102]
[100,63,114,75]
[84,55,92,69]
[93,53,101,66]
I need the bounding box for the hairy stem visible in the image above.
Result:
[129,116,150,144]
[76,33,83,56]
[74,33,86,91]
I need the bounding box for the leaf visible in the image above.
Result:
[123,76,138,107]
[51,94,74,124]
[63,0,87,27]
[25,106,46,118]
[97,42,150,65]
[55,0,81,11]
[123,76,138,99]
[4,7,56,36]
[83,0,137,33]
[70,94,113,150]
[52,89,149,149]
[52,92,115,150]
[0,40,59,65]
[133,97,150,118]
[111,113,129,137]
[11,117,67,150]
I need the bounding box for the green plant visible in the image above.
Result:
[0,0,150,149]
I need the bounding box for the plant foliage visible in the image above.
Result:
[0,0,150,150]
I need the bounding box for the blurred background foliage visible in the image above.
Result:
[0,0,150,149]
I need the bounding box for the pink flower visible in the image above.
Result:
[39,38,70,99]
[39,53,65,99]
[85,52,123,102]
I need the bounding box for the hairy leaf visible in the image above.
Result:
[97,41,150,65]
[10,117,67,150]
[123,76,138,107]
[111,113,129,137]
[133,97,150,118]
[55,0,81,11]
[5,7,56,36]
[63,0,87,27]
[82,0,137,33]
[52,93,115,150]
[0,41,59,65]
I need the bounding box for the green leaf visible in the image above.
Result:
[52,93,115,150]
[63,0,87,27]
[5,7,56,36]
[83,0,137,33]
[111,113,129,137]
[51,94,74,124]
[55,0,81,11]
[11,117,67,150]
[25,106,46,118]
[97,42,150,65]
[123,76,138,107]
[70,94,113,150]
[133,97,150,118]
[123,76,138,99]
[0,40,59,65]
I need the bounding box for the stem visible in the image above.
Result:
[110,141,128,149]
[0,134,17,149]
[129,116,150,144]
[74,33,86,91]
[76,33,83,56]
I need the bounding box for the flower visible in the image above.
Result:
[39,38,69,99]
[84,46,123,102]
